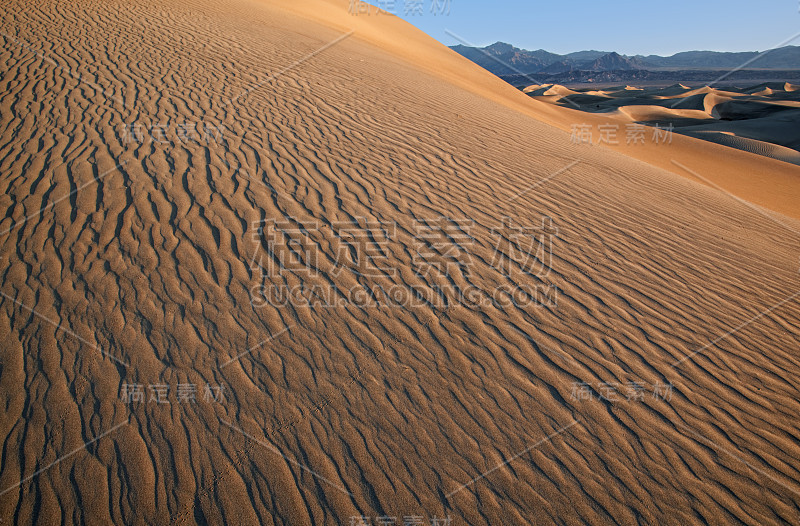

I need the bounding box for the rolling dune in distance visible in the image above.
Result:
[526,80,800,166]
[1,0,800,525]
[522,82,800,220]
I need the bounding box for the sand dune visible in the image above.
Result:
[2,0,800,525]
[525,81,800,216]
[682,131,800,165]
[617,104,712,123]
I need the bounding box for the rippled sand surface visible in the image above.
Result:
[1,1,800,524]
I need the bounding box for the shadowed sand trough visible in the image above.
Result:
[1,0,800,524]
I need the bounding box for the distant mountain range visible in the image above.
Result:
[450,42,800,75]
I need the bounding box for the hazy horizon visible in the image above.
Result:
[450,40,800,58]
[387,0,800,56]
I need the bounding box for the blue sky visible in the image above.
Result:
[383,0,800,56]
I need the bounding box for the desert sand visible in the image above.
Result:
[526,82,800,162]
[524,82,800,218]
[1,0,800,524]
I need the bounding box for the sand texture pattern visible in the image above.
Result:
[1,0,800,525]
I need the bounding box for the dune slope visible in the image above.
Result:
[523,82,800,216]
[1,1,800,525]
